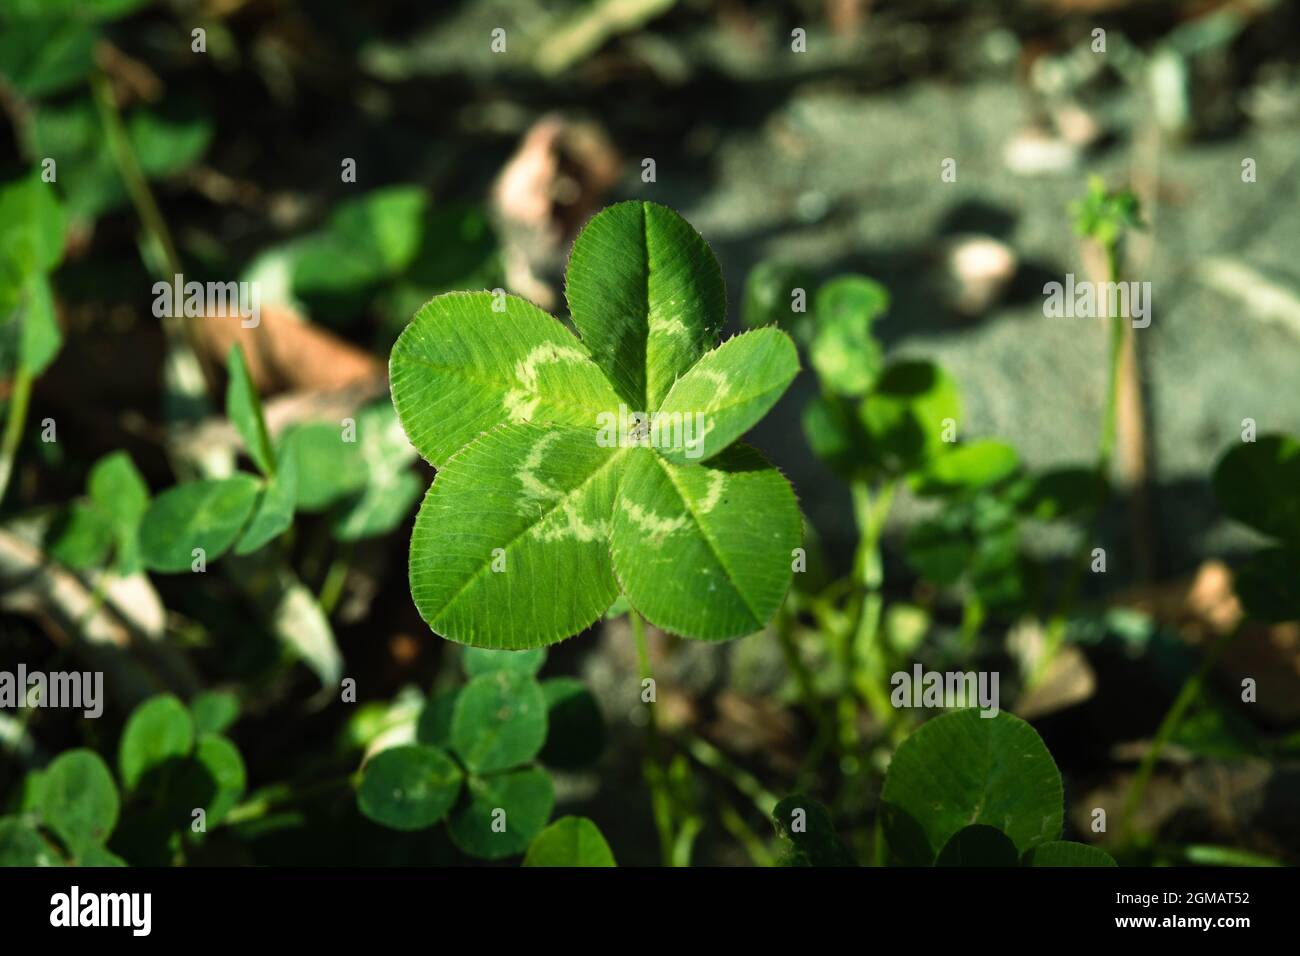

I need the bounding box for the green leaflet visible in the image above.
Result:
[118,694,195,792]
[139,475,261,572]
[391,292,620,469]
[1213,434,1300,545]
[1022,840,1117,867]
[538,677,605,769]
[191,734,247,828]
[611,445,801,640]
[226,344,275,477]
[0,817,61,867]
[655,327,799,464]
[357,744,463,831]
[913,440,1020,495]
[19,271,61,375]
[447,766,554,860]
[409,424,623,647]
[771,794,857,867]
[395,202,800,646]
[37,749,119,857]
[809,275,889,397]
[880,710,1063,865]
[189,690,240,736]
[565,201,725,410]
[523,816,616,867]
[450,671,548,774]
[235,443,298,555]
[87,450,149,573]
[330,401,421,541]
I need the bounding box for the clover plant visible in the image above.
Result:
[355,646,606,860]
[391,201,802,647]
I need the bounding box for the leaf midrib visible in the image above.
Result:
[649,452,763,627]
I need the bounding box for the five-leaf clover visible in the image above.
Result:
[391,201,802,648]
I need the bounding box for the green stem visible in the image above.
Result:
[631,610,676,867]
[90,70,182,280]
[224,773,358,826]
[318,545,353,616]
[849,479,897,728]
[0,365,33,509]
[1118,626,1240,845]
[680,730,779,817]
[90,68,212,406]
[775,603,828,728]
[1032,240,1125,688]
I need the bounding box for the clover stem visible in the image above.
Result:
[1097,242,1125,475]
[1117,624,1240,848]
[775,602,829,731]
[849,479,898,732]
[90,68,214,405]
[630,609,676,866]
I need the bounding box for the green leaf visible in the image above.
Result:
[139,476,261,572]
[391,291,620,469]
[462,647,547,678]
[0,817,61,866]
[451,671,548,774]
[654,327,799,464]
[565,201,725,410]
[225,344,275,476]
[1232,548,1300,623]
[611,444,801,639]
[415,688,460,748]
[192,734,246,827]
[88,450,149,573]
[357,744,463,831]
[1213,435,1300,544]
[189,691,239,735]
[284,421,369,512]
[771,794,856,867]
[914,440,1020,495]
[860,360,961,471]
[881,710,1063,865]
[904,516,973,587]
[935,824,1019,866]
[330,401,420,541]
[0,170,64,280]
[802,394,873,478]
[234,443,298,555]
[1015,466,1105,520]
[447,766,554,860]
[294,186,427,304]
[19,271,61,374]
[118,694,195,791]
[30,97,210,221]
[539,677,605,769]
[127,101,212,180]
[0,17,95,99]
[409,424,623,648]
[809,276,888,397]
[37,749,119,856]
[741,260,815,343]
[1022,841,1117,867]
[331,470,421,542]
[46,501,114,570]
[523,816,616,867]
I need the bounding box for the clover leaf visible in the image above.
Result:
[391,201,802,647]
